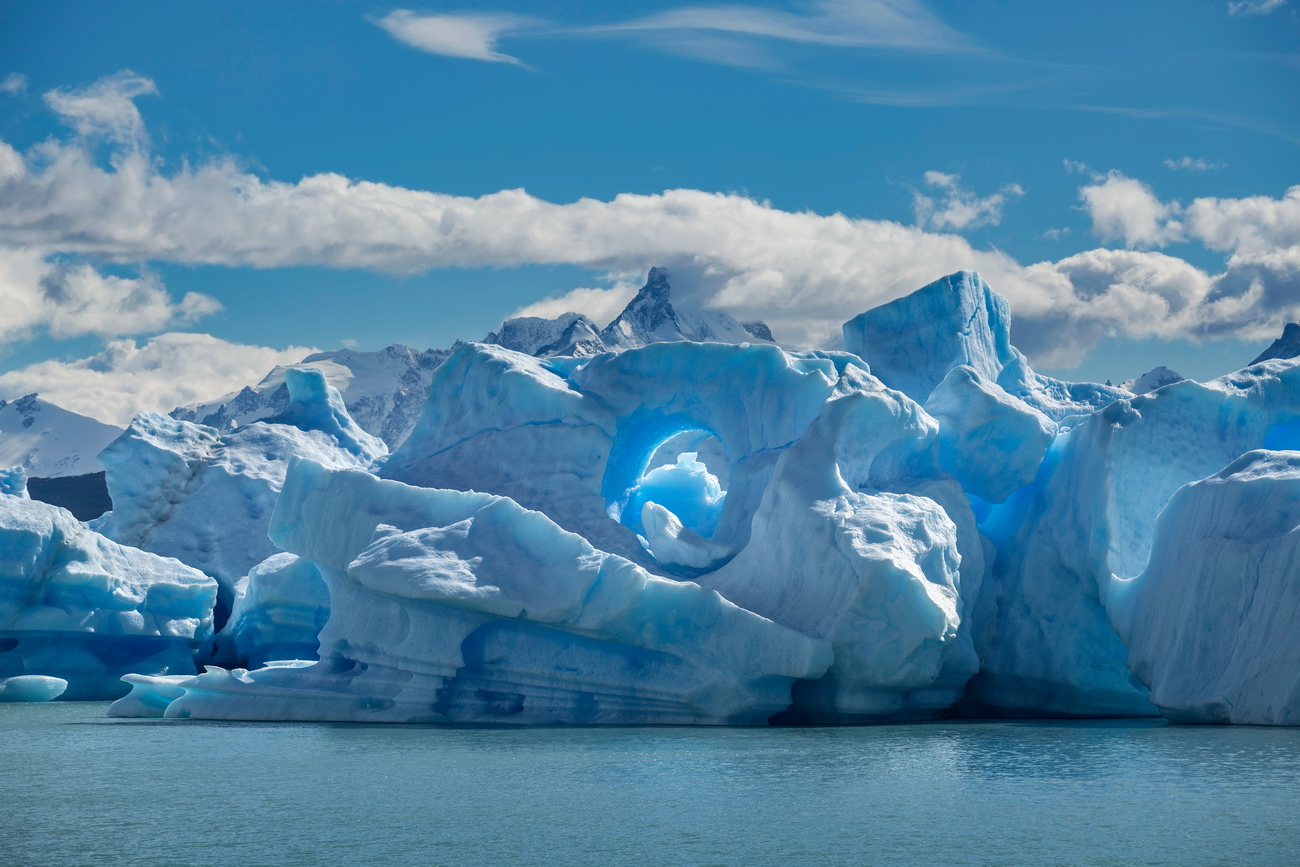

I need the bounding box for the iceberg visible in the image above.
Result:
[843,270,1129,423]
[0,491,216,699]
[967,359,1300,717]
[95,368,385,624]
[1109,450,1300,725]
[148,461,831,724]
[215,553,328,668]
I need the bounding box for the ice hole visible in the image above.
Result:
[617,430,729,540]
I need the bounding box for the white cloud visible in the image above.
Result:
[1079,172,1185,247]
[1227,0,1289,15]
[43,70,157,144]
[373,10,533,65]
[1,73,26,96]
[2,73,1299,371]
[590,0,971,54]
[0,333,317,426]
[912,171,1023,231]
[1164,157,1225,172]
[512,282,640,327]
[0,247,220,343]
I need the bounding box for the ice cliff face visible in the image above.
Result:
[843,271,1130,423]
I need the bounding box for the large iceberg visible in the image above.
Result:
[0,489,216,699]
[95,368,386,624]
[1109,450,1300,725]
[151,461,831,724]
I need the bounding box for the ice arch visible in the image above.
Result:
[382,342,866,567]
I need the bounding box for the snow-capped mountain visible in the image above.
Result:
[0,393,124,478]
[486,267,775,357]
[1120,366,1186,395]
[599,267,773,350]
[483,312,605,358]
[1251,323,1300,365]
[171,344,453,447]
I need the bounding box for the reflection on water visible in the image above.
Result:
[2,704,1298,866]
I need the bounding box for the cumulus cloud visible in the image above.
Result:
[0,246,220,344]
[373,10,533,65]
[0,333,317,426]
[1079,172,1185,247]
[2,72,1299,370]
[912,171,1023,231]
[1,73,26,96]
[1227,0,1289,15]
[1164,157,1225,172]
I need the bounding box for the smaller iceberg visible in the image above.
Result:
[1109,450,1300,725]
[0,491,217,699]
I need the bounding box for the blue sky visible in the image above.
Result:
[0,1,1297,422]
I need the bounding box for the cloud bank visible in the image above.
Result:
[2,71,1298,385]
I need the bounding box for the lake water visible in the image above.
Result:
[2,703,1298,866]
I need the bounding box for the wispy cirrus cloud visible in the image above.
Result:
[0,73,26,96]
[584,0,973,62]
[1227,0,1290,16]
[372,10,536,65]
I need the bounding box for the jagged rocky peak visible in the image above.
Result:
[483,267,777,358]
[1251,322,1300,365]
[1121,366,1185,396]
[484,312,603,358]
[600,267,774,351]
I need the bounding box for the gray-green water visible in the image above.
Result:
[2,703,1298,866]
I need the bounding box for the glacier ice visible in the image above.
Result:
[966,359,1300,717]
[923,365,1056,504]
[1109,450,1300,725]
[152,461,831,724]
[172,344,452,448]
[0,264,1290,726]
[215,553,328,668]
[1,465,28,498]
[0,675,68,701]
[0,490,216,699]
[843,270,1129,423]
[95,367,385,623]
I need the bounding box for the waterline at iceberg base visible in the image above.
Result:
[5,270,1299,726]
